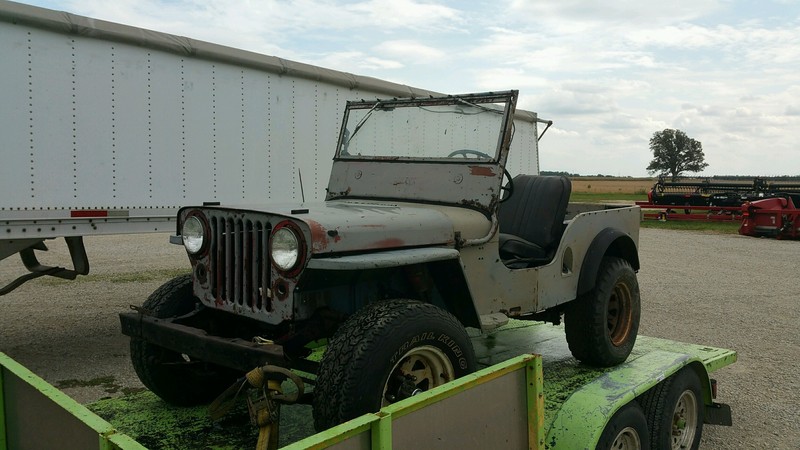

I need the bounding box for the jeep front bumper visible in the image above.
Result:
[119,311,318,374]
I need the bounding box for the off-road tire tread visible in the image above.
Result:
[564,256,640,367]
[313,299,475,431]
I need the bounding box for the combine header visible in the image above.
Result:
[638,177,800,222]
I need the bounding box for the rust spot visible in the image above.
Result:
[307,219,330,252]
[327,229,343,243]
[469,166,496,177]
[370,238,404,249]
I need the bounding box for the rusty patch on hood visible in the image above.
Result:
[307,220,329,252]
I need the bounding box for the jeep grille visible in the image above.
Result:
[208,214,272,311]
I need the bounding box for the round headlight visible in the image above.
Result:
[271,227,300,271]
[182,216,205,254]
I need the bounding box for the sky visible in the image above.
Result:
[23,0,800,177]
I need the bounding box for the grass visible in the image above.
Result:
[570,192,646,202]
[569,189,742,234]
[640,220,740,234]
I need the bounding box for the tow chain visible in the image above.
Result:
[209,365,305,450]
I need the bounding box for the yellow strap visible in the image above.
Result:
[254,379,282,450]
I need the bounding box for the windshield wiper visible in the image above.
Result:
[345,101,382,148]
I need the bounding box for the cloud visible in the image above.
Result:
[507,0,724,28]
[373,40,447,64]
[313,51,404,71]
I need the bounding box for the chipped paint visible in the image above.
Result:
[306,219,330,252]
[469,166,496,177]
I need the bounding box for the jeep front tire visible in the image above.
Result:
[313,299,476,431]
[129,274,238,405]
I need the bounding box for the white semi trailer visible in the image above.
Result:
[0,0,545,294]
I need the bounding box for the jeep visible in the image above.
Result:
[120,90,641,430]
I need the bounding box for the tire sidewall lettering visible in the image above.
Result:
[387,331,466,371]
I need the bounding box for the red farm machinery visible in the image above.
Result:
[637,177,800,231]
[739,196,800,239]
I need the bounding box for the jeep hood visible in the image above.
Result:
[216,199,465,255]
[297,200,456,254]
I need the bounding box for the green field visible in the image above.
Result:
[569,192,741,234]
[569,192,646,202]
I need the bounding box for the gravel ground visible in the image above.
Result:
[1,229,798,449]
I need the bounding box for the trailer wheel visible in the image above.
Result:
[130,274,238,406]
[565,256,640,367]
[640,367,703,450]
[596,402,650,450]
[312,299,476,431]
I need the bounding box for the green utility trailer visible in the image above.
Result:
[1,321,735,450]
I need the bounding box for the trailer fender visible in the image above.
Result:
[577,228,639,296]
[545,350,703,449]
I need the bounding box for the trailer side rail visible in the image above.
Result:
[0,351,145,450]
[282,354,544,450]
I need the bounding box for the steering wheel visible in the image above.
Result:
[500,169,514,203]
[447,149,493,159]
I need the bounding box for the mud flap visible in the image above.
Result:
[704,402,733,426]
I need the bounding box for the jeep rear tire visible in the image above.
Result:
[312,299,476,431]
[130,274,238,406]
[565,256,640,367]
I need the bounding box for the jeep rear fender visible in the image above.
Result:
[577,228,639,296]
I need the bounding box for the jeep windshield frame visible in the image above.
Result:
[326,91,518,216]
[336,93,512,162]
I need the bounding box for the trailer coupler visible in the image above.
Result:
[0,236,89,295]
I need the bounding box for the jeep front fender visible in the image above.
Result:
[306,247,459,270]
[577,228,639,296]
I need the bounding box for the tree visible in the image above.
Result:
[646,129,708,181]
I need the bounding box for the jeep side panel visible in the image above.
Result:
[459,205,640,326]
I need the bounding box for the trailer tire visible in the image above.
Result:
[640,367,703,450]
[565,256,640,367]
[312,299,476,431]
[130,274,238,406]
[596,402,650,450]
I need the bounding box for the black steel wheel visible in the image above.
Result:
[312,299,476,431]
[596,402,650,450]
[565,256,641,367]
[639,367,704,450]
[130,274,238,406]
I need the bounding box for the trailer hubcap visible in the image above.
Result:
[382,345,454,406]
[671,389,699,449]
[607,281,634,346]
[611,426,642,449]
